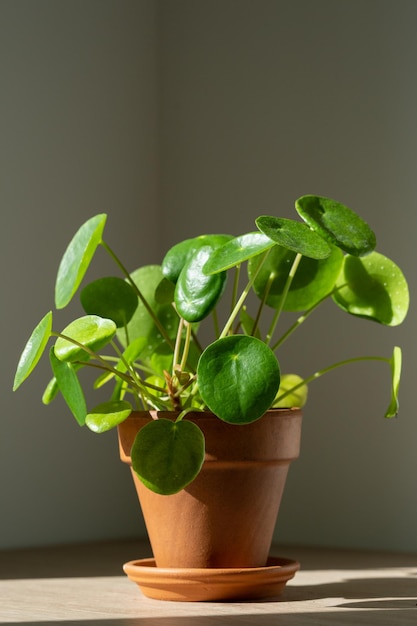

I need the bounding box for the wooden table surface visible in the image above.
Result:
[1,539,417,625]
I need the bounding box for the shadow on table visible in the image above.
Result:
[1,609,417,626]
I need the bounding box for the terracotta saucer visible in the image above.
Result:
[123,556,300,602]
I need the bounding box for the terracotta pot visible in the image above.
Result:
[118,408,302,569]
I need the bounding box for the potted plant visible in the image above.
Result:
[13,195,409,601]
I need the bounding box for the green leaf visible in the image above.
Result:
[197,335,280,424]
[42,361,88,404]
[80,277,138,328]
[86,400,132,433]
[175,246,227,322]
[49,348,87,425]
[295,195,376,257]
[13,311,53,391]
[117,265,179,357]
[273,373,308,408]
[203,232,275,275]
[255,216,331,259]
[54,315,117,362]
[385,347,402,418]
[131,418,205,494]
[55,214,107,309]
[162,234,233,283]
[249,244,344,311]
[333,252,409,326]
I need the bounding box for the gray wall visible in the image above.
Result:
[1,0,157,548]
[2,0,417,553]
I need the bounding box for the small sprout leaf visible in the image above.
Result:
[13,311,53,391]
[131,418,205,494]
[55,214,107,309]
[197,335,280,424]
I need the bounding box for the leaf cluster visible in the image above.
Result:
[13,196,409,493]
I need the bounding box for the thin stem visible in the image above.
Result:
[231,265,241,312]
[219,250,270,339]
[266,253,302,345]
[173,317,184,374]
[270,285,346,352]
[180,321,192,371]
[275,355,390,405]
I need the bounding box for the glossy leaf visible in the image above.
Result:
[131,418,205,494]
[249,244,344,311]
[55,214,107,309]
[273,374,308,408]
[80,277,138,328]
[162,234,233,283]
[385,347,402,418]
[203,232,275,275]
[49,348,87,425]
[86,400,132,433]
[256,216,331,259]
[13,311,53,391]
[54,315,117,362]
[117,265,179,357]
[333,252,409,326]
[197,335,280,424]
[175,246,227,322]
[295,195,376,257]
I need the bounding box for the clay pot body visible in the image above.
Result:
[118,408,302,569]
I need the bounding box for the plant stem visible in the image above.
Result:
[275,355,390,405]
[266,252,302,345]
[219,250,270,339]
[180,321,192,371]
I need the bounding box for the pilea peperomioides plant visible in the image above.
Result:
[14,195,409,495]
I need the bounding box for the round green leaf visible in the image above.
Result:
[249,244,344,311]
[295,195,376,257]
[80,276,138,328]
[55,214,107,309]
[49,347,87,425]
[54,315,117,362]
[131,418,205,494]
[116,265,179,357]
[203,232,275,275]
[86,400,132,433]
[255,216,331,259]
[333,251,409,326]
[13,311,53,391]
[162,234,233,283]
[197,335,280,424]
[175,246,227,322]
